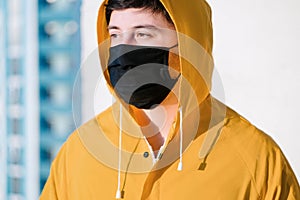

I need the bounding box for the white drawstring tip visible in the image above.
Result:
[115,190,121,199]
[177,162,183,171]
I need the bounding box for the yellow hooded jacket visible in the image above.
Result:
[40,0,300,199]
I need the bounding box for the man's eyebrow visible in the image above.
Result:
[133,25,158,30]
[107,24,159,31]
[107,26,120,30]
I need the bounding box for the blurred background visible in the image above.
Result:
[0,0,299,199]
[1,0,81,199]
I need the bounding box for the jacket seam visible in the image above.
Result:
[228,134,262,199]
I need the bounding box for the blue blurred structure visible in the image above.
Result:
[0,1,39,199]
[0,0,82,199]
[38,0,82,193]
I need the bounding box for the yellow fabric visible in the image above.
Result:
[40,0,300,199]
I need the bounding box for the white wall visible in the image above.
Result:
[208,0,300,180]
[81,0,300,180]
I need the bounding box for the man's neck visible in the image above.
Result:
[142,94,179,155]
[130,92,179,155]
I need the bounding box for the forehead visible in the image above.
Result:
[108,8,174,30]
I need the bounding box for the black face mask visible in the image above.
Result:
[107,44,180,109]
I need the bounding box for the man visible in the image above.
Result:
[40,0,300,199]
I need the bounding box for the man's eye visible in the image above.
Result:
[136,32,151,38]
[110,33,119,38]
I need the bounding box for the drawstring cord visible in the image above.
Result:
[116,104,122,199]
[115,105,183,199]
[177,106,183,171]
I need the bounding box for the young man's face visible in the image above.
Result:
[108,8,177,47]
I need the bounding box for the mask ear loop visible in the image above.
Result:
[168,43,179,50]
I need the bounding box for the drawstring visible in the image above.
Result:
[177,106,183,171]
[116,104,122,199]
[115,104,185,198]
[115,105,183,199]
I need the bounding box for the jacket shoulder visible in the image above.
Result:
[222,107,300,199]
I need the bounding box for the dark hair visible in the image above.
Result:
[105,0,173,25]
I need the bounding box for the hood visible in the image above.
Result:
[96,0,214,115]
[83,2,223,198]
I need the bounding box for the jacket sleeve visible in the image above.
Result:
[39,142,68,200]
[261,145,300,199]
